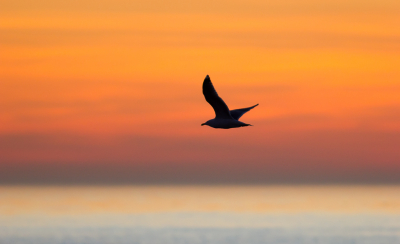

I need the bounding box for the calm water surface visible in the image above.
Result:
[1,185,399,244]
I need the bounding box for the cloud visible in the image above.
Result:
[1,128,399,184]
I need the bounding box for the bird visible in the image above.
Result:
[201,75,258,129]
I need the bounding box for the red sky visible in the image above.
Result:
[1,0,399,184]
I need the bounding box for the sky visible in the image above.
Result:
[0,0,399,184]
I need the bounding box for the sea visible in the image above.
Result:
[0,185,399,244]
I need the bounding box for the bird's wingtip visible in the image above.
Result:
[204,75,211,83]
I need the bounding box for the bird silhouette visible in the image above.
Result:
[201,75,258,129]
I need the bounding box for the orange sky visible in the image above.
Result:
[0,0,399,183]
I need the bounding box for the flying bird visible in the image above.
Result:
[202,75,258,129]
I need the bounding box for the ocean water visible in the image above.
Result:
[0,186,399,244]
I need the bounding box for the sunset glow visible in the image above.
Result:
[1,0,399,183]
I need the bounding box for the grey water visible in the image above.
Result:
[1,186,399,244]
[1,213,399,244]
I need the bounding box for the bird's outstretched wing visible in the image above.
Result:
[202,75,233,119]
[230,104,259,120]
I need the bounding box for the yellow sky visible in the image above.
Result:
[1,186,400,215]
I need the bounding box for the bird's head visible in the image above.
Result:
[201,120,211,127]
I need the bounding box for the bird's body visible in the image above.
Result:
[201,75,258,129]
[202,118,251,129]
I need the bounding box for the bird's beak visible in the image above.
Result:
[201,123,206,126]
